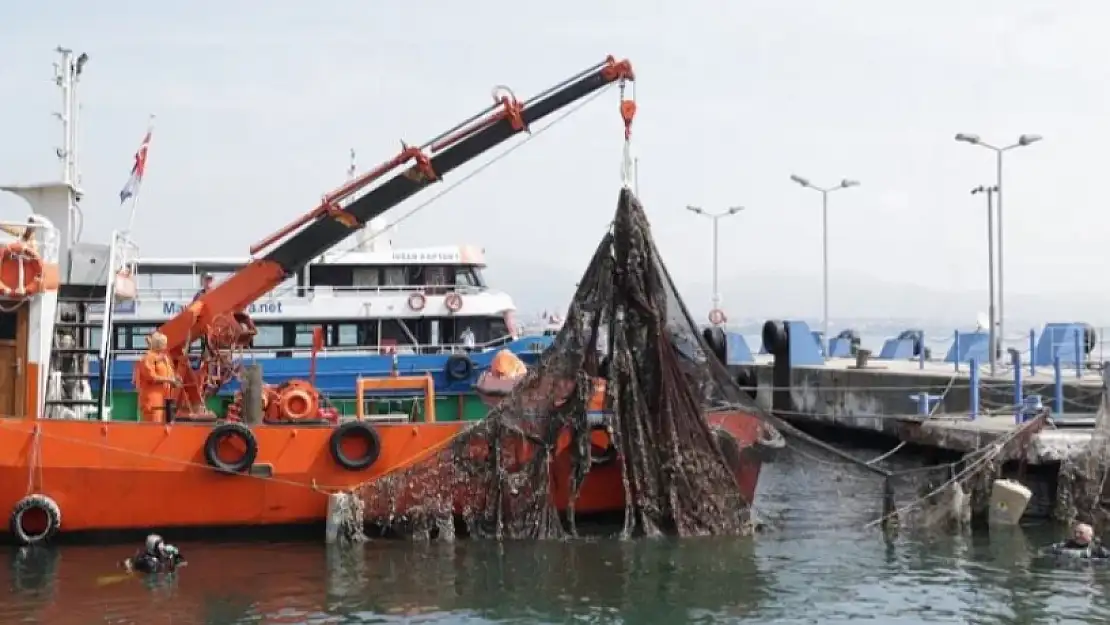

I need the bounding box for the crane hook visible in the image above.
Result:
[618,80,636,141]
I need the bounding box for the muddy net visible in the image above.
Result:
[1055,371,1110,532]
[352,188,947,541]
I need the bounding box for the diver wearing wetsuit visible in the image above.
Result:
[121,534,185,574]
[1052,523,1110,559]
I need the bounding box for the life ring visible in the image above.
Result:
[407,292,426,311]
[10,494,61,545]
[203,422,258,474]
[444,292,463,313]
[708,308,727,325]
[0,241,44,298]
[444,354,474,382]
[589,424,618,466]
[329,421,382,471]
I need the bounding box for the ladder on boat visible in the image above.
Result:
[45,232,132,421]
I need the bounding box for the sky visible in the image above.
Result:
[2,0,1108,327]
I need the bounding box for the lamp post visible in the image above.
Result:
[789,175,860,356]
[685,205,745,320]
[955,133,1042,360]
[971,184,999,377]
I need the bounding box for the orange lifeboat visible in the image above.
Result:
[0,240,43,298]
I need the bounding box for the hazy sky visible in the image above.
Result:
[2,1,1107,323]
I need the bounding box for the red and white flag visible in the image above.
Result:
[119,128,152,204]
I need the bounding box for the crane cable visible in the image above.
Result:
[327,82,619,262]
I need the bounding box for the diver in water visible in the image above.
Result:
[1050,522,1110,559]
[121,534,185,574]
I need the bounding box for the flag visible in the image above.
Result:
[119,129,152,204]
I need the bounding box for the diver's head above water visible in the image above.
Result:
[1073,523,1095,546]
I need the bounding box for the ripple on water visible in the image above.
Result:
[4,460,1110,623]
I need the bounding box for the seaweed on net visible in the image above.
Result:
[359,188,769,540]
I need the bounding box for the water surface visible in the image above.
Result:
[4,453,1109,624]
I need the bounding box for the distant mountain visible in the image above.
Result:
[485,258,1110,328]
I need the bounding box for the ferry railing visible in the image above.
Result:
[94,283,495,305]
[0,217,61,264]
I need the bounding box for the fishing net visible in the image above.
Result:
[1054,372,1110,532]
[355,187,978,540]
[358,188,782,540]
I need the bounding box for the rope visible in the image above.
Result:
[864,371,961,466]
[862,415,1044,529]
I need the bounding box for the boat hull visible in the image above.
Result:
[0,410,769,541]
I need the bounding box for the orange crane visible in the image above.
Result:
[153,56,636,416]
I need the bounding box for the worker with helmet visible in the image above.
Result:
[134,332,179,422]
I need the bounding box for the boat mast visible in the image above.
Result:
[52,46,88,246]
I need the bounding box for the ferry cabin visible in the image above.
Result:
[90,245,520,358]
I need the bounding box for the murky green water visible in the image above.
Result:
[4,454,1109,624]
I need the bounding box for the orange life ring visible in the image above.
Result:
[445,292,463,313]
[407,292,426,311]
[0,241,44,298]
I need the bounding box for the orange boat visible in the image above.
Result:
[0,53,776,545]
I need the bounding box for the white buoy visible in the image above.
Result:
[989,478,1032,526]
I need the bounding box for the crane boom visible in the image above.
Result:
[156,56,635,414]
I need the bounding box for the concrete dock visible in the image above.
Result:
[733,355,1103,466]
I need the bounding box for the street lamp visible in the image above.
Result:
[685,205,745,320]
[789,175,860,357]
[955,133,1042,356]
[971,184,999,376]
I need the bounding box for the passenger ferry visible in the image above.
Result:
[90,219,555,411]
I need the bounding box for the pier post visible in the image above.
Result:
[969,358,980,420]
[919,330,926,370]
[954,330,960,372]
[1029,328,1036,376]
[242,363,263,425]
[1075,330,1083,379]
[1011,349,1023,424]
[1053,355,1063,416]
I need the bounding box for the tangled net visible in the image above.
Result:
[359,188,780,540]
[1055,372,1110,531]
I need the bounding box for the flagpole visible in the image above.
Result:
[124,114,155,236]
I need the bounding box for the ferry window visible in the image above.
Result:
[126,324,158,350]
[471,267,487,288]
[357,322,379,347]
[90,328,102,350]
[251,324,285,349]
[405,265,424,286]
[335,323,358,347]
[489,317,509,341]
[425,266,447,286]
[308,265,353,288]
[380,320,413,346]
[383,267,406,288]
[293,324,322,348]
[352,268,380,288]
[454,267,478,288]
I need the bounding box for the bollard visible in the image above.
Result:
[1053,354,1063,416]
[909,393,940,417]
[954,330,961,372]
[919,330,926,370]
[1011,349,1023,424]
[1029,328,1036,376]
[1075,329,1084,379]
[969,357,980,420]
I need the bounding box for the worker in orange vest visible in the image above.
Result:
[134,332,179,422]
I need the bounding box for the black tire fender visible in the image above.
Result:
[445,354,474,382]
[204,422,258,474]
[329,421,382,471]
[10,494,61,545]
[703,326,728,364]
